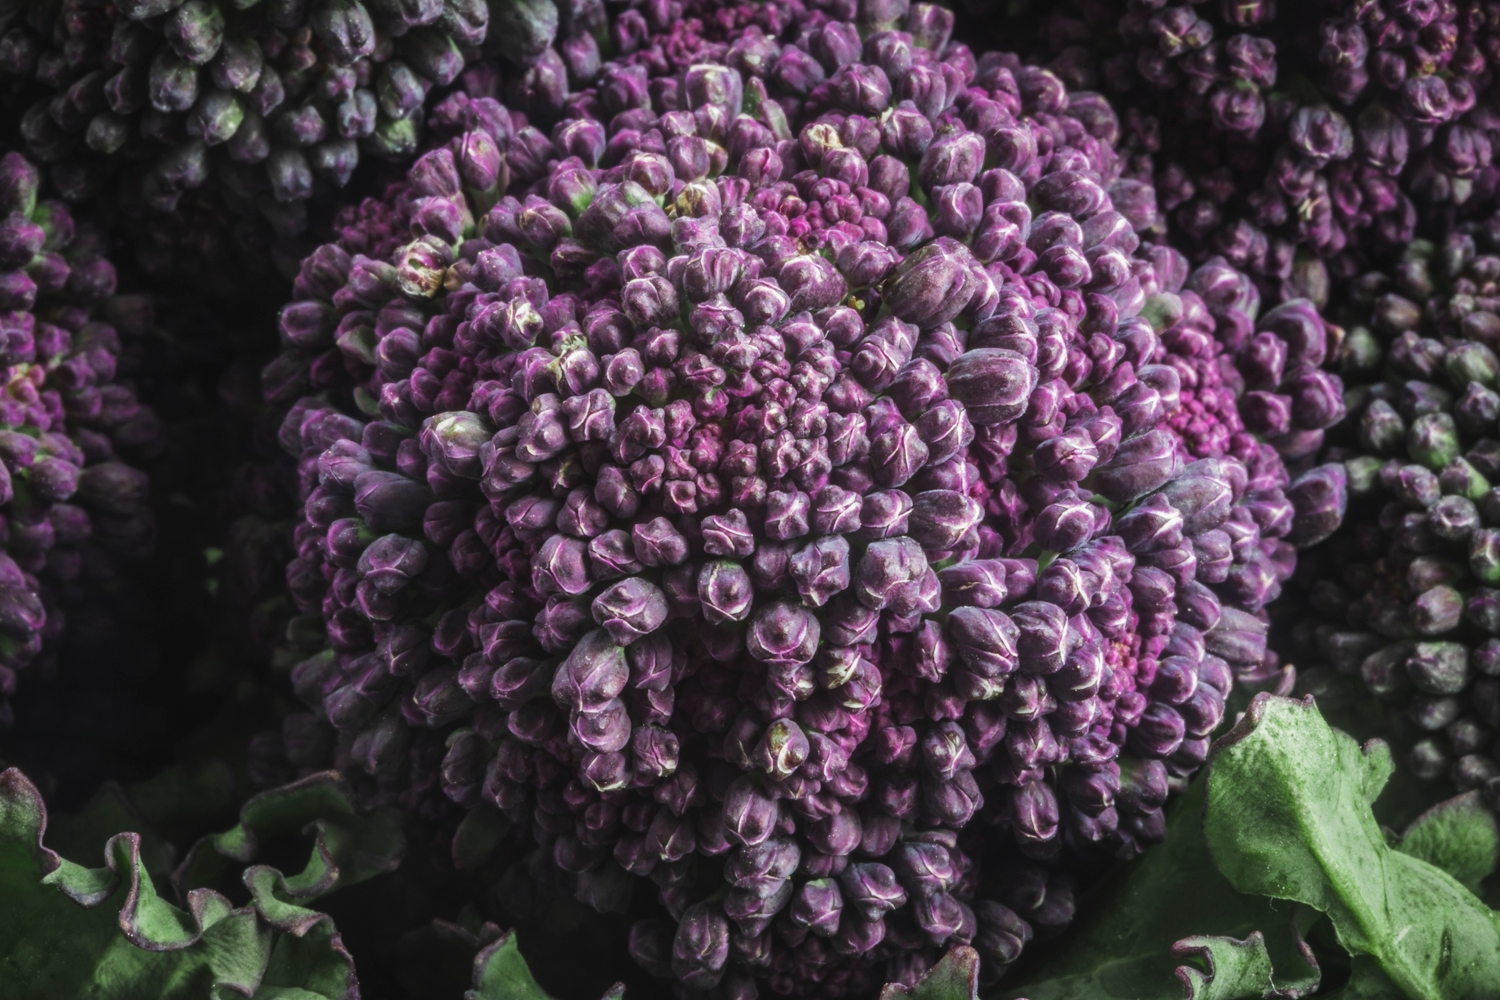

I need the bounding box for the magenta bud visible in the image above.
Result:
[788,536,852,607]
[1285,463,1348,548]
[885,237,980,328]
[592,577,669,644]
[909,490,983,551]
[723,776,778,847]
[551,628,629,712]
[1091,429,1183,502]
[791,878,844,936]
[700,560,755,624]
[835,240,901,289]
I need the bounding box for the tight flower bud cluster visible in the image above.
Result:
[251,1,1342,993]
[1024,0,1500,288]
[0,0,490,230]
[1289,226,1500,812]
[0,152,160,727]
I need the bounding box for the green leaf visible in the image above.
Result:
[1205,693,1500,1000]
[1172,933,1283,1000]
[1318,958,1408,1000]
[999,777,1319,1000]
[879,946,979,1000]
[467,930,556,1000]
[1392,791,1499,893]
[465,928,625,1000]
[175,770,404,922]
[0,767,360,999]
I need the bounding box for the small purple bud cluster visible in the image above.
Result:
[1289,223,1500,812]
[253,1,1344,993]
[0,0,492,230]
[1026,0,1500,290]
[0,151,160,726]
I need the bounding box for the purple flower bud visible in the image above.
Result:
[592,577,669,644]
[886,238,980,328]
[1129,702,1186,759]
[723,776,779,847]
[701,509,756,558]
[1161,466,1236,537]
[884,357,945,416]
[835,240,902,289]
[754,717,811,778]
[552,628,628,712]
[947,605,1019,679]
[918,130,985,191]
[837,861,907,922]
[935,559,1005,608]
[673,902,731,989]
[737,278,792,325]
[1034,426,1101,482]
[779,255,848,313]
[1116,493,1186,553]
[354,470,433,532]
[945,349,1037,425]
[912,399,974,465]
[573,698,632,753]
[829,63,893,115]
[1034,495,1097,552]
[700,560,755,624]
[1285,463,1347,548]
[534,533,593,595]
[356,533,428,594]
[807,19,858,72]
[622,276,679,327]
[787,536,852,607]
[773,47,828,96]
[746,606,820,689]
[791,879,844,936]
[1091,429,1183,502]
[854,535,929,612]
[633,517,689,566]
[870,420,929,488]
[633,724,680,780]
[1011,779,1060,843]
[1258,298,1328,369]
[909,490,983,551]
[912,892,974,947]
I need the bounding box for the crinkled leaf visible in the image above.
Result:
[1205,694,1500,1000]
[999,777,1319,1000]
[466,929,624,1000]
[176,770,404,915]
[0,767,355,999]
[1171,933,1282,1000]
[467,930,555,1000]
[1392,792,1499,893]
[254,918,358,1000]
[1292,669,1440,831]
[879,945,979,999]
[46,782,173,880]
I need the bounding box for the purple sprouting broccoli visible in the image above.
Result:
[1016,0,1500,298]
[0,151,160,726]
[1286,224,1500,814]
[0,0,515,234]
[253,1,1343,991]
